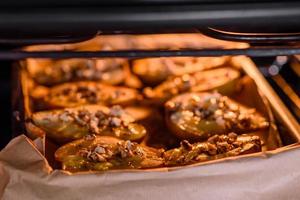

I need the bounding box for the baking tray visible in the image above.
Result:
[11,54,300,172]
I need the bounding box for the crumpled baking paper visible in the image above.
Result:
[1,135,300,200]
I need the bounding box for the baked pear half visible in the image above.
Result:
[165,92,269,140]
[32,105,147,142]
[133,57,229,85]
[27,58,127,86]
[31,81,139,109]
[55,136,164,172]
[164,133,261,166]
[144,67,240,105]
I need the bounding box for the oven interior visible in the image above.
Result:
[0,1,300,150]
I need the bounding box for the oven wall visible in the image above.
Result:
[0,61,12,149]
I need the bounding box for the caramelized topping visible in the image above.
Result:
[164,133,261,166]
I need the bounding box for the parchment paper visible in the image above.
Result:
[1,135,300,200]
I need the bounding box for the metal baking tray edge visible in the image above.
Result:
[234,56,300,140]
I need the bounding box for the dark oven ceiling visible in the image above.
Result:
[0,1,299,42]
[0,0,298,7]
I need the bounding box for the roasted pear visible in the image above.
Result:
[144,67,240,105]
[55,136,164,172]
[27,58,127,86]
[32,81,140,109]
[165,92,269,140]
[164,133,261,166]
[133,56,229,85]
[32,105,147,142]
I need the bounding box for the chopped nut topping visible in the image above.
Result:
[58,110,72,122]
[207,143,218,155]
[164,133,261,166]
[180,140,193,151]
[168,92,268,132]
[84,134,96,141]
[33,58,125,86]
[94,145,106,154]
[46,82,136,107]
[58,106,140,138]
[207,135,219,144]
[77,140,146,163]
[117,140,135,158]
[110,117,122,127]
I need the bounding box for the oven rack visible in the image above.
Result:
[1,46,300,60]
